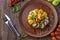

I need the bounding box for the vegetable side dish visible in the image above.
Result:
[27,9,49,29]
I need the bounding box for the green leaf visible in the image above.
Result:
[31,15,35,20]
[42,16,46,20]
[17,4,21,9]
[21,33,28,39]
[15,4,21,12]
[11,7,16,13]
[15,6,19,12]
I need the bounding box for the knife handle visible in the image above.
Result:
[8,20,20,37]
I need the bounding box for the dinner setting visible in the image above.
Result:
[0,0,60,40]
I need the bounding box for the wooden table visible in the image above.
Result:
[0,0,60,40]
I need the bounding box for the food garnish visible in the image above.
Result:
[27,9,49,29]
[21,33,28,39]
[11,4,21,13]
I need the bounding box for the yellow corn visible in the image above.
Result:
[42,12,47,16]
[28,20,34,25]
[39,9,44,14]
[27,15,32,20]
[38,13,41,20]
[35,9,39,13]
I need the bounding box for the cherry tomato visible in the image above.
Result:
[56,28,60,32]
[56,36,60,39]
[58,25,60,28]
[9,0,13,7]
[51,32,55,37]
[12,0,14,2]
[18,0,24,2]
[17,0,21,2]
[55,32,58,35]
[55,31,60,37]
[14,0,18,3]
[51,37,56,40]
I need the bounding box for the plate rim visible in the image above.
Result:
[18,0,58,37]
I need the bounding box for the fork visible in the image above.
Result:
[3,14,21,40]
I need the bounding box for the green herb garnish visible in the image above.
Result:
[21,33,28,39]
[31,15,35,20]
[12,4,21,13]
[12,7,16,13]
[15,4,21,12]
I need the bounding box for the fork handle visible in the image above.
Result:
[8,20,20,37]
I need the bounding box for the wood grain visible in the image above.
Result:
[0,0,60,40]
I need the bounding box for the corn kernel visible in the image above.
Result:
[27,15,32,20]
[42,12,47,16]
[28,20,34,25]
[39,9,44,14]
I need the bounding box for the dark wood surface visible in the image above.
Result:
[0,0,60,40]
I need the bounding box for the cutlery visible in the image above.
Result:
[3,14,20,38]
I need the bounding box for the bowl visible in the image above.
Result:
[19,0,58,37]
